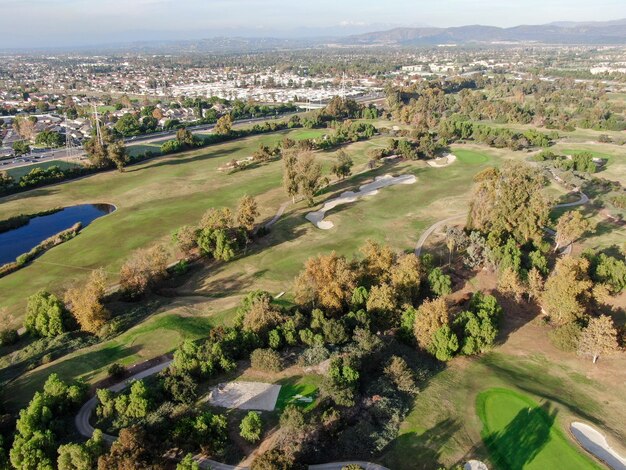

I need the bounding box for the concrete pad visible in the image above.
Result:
[208,381,281,411]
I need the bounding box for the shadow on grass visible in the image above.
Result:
[482,402,556,470]
[382,418,461,470]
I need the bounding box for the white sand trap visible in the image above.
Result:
[208,381,281,411]
[306,173,416,229]
[464,460,488,470]
[571,422,626,470]
[426,154,457,168]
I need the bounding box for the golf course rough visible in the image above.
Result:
[476,388,604,470]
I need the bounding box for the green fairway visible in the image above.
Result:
[476,388,602,470]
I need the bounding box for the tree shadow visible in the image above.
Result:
[126,145,245,172]
[483,402,557,470]
[382,418,462,470]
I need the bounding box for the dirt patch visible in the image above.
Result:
[207,381,281,411]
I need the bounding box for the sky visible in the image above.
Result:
[1,0,625,48]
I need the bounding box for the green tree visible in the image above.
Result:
[177,454,200,470]
[240,411,263,443]
[428,268,452,297]
[430,325,459,361]
[25,290,68,338]
[555,211,591,251]
[330,150,353,180]
[578,315,619,364]
[214,114,233,135]
[541,257,592,325]
[13,140,30,156]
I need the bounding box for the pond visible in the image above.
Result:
[0,204,116,265]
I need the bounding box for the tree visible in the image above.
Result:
[384,356,419,394]
[365,283,397,324]
[430,325,459,361]
[173,225,198,256]
[64,269,110,334]
[240,411,263,443]
[593,253,626,294]
[107,141,128,172]
[414,297,449,351]
[250,348,282,372]
[97,426,154,469]
[176,127,196,147]
[214,114,233,135]
[25,290,68,338]
[13,116,37,140]
[237,194,259,234]
[13,140,30,156]
[578,315,619,364]
[321,356,360,406]
[294,252,356,311]
[11,374,86,470]
[0,170,14,192]
[119,244,169,298]
[84,127,128,171]
[541,257,592,325]
[251,449,295,470]
[428,268,452,297]
[242,296,282,337]
[454,292,502,355]
[555,211,591,251]
[360,239,395,285]
[467,162,549,243]
[57,430,104,470]
[295,151,324,205]
[282,149,299,203]
[177,454,199,470]
[35,130,64,148]
[330,150,353,180]
[497,267,525,302]
[390,253,423,304]
[526,267,544,301]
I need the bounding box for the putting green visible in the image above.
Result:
[476,388,603,470]
[456,149,489,165]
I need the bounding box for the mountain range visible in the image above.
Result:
[342,19,626,45]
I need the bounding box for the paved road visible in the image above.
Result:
[75,359,172,444]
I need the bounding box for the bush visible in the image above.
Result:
[549,323,582,352]
[107,362,127,379]
[250,348,282,372]
[239,411,263,443]
[251,449,296,470]
[297,346,330,367]
[0,328,19,347]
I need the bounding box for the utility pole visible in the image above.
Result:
[93,103,103,146]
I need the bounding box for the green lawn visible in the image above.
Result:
[476,388,602,470]
[275,375,320,412]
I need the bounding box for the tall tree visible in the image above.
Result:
[64,269,110,334]
[554,210,592,251]
[467,162,549,243]
[414,297,449,351]
[295,151,324,206]
[282,149,299,203]
[330,150,353,180]
[541,257,592,325]
[237,195,259,234]
[578,315,619,363]
[214,114,233,135]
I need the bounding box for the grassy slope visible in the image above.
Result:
[476,388,602,470]
[381,346,624,470]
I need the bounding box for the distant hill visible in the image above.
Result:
[343,19,626,45]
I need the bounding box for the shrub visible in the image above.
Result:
[251,449,295,470]
[384,356,419,394]
[297,346,330,367]
[0,328,19,347]
[250,348,282,372]
[549,323,582,352]
[107,362,127,379]
[239,411,263,443]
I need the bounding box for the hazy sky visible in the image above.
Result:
[1,0,625,48]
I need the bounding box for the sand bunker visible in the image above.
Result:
[426,154,457,168]
[306,173,416,230]
[571,422,626,470]
[208,381,281,411]
[464,460,488,470]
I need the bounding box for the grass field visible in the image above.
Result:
[476,388,602,470]
[275,375,320,412]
